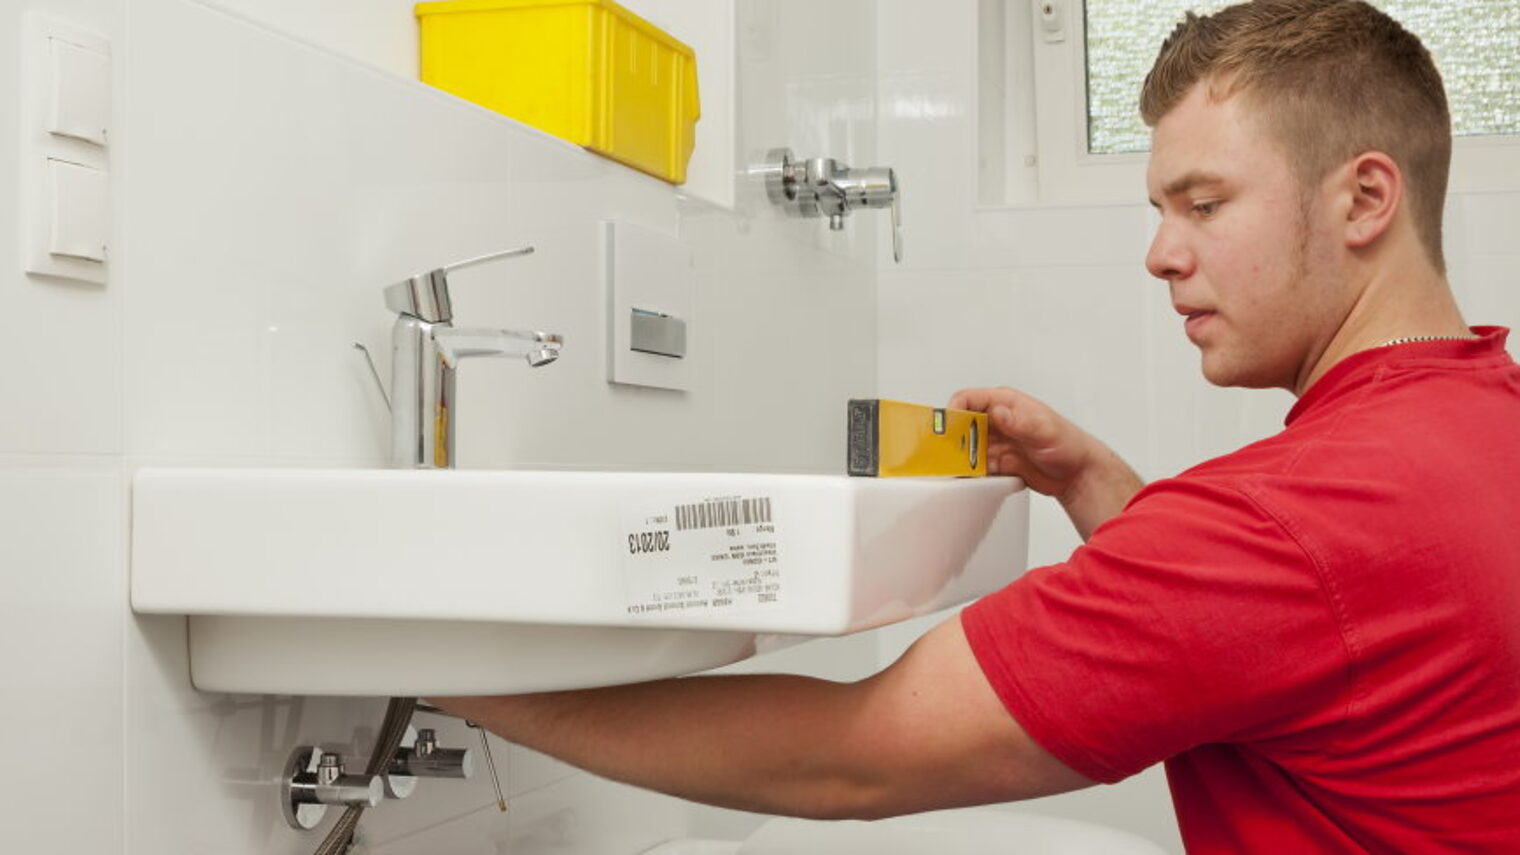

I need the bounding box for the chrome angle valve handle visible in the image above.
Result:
[763,147,903,263]
[383,726,476,800]
[281,747,384,831]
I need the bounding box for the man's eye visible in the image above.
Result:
[1193,200,1221,218]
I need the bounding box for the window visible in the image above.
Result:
[980,0,1520,206]
[1085,0,1230,155]
[1087,0,1520,154]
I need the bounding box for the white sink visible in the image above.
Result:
[130,469,1029,696]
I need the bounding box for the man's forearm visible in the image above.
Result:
[1061,444,1145,540]
[435,673,894,820]
[434,618,1093,820]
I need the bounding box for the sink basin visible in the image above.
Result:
[130,469,1030,695]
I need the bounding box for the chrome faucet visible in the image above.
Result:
[381,247,563,469]
[762,147,903,262]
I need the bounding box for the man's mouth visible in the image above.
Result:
[1176,305,1214,338]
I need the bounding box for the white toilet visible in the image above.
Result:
[645,807,1169,855]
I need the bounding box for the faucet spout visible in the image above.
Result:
[388,320,564,469]
[433,327,564,370]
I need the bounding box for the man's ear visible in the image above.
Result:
[1342,151,1403,250]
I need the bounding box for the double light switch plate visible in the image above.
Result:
[22,13,112,285]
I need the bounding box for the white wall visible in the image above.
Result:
[872,2,1520,852]
[2,0,885,852]
[196,0,738,210]
[0,0,127,851]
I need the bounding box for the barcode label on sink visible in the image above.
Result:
[623,494,782,619]
[675,497,772,531]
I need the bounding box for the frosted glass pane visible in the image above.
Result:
[1085,0,1520,154]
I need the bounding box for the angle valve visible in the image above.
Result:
[383,726,476,800]
[762,147,903,263]
[281,747,384,831]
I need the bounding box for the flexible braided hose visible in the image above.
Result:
[312,696,418,855]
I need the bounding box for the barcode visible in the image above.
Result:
[675,497,773,531]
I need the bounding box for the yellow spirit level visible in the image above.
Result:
[847,399,988,477]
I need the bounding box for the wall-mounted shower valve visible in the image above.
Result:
[281,746,384,830]
[384,726,475,799]
[762,147,903,263]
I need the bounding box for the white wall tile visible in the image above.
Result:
[0,463,125,851]
[0,3,130,853]
[1453,253,1520,364]
[971,204,1151,269]
[127,612,595,853]
[874,0,978,272]
[193,0,421,79]
[200,0,738,210]
[127,614,389,854]
[1454,191,1520,258]
[371,774,690,854]
[0,273,124,454]
[878,264,1153,472]
[0,1,124,455]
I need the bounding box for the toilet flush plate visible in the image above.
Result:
[602,220,695,391]
[130,468,1030,696]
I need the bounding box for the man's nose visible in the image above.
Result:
[1146,221,1195,281]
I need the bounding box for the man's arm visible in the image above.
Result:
[433,615,1093,820]
[949,387,1143,540]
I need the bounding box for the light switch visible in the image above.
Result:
[23,14,110,284]
[48,37,110,146]
[48,158,109,262]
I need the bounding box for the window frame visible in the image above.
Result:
[997,0,1520,209]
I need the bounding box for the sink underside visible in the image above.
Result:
[132,469,1030,695]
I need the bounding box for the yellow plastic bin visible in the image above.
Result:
[415,0,700,184]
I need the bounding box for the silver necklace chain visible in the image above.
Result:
[1377,334,1478,348]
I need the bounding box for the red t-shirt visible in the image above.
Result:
[962,327,1520,853]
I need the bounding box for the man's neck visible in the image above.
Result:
[1293,262,1468,396]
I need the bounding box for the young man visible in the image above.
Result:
[438,1,1520,849]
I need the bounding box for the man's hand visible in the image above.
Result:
[950,387,1143,540]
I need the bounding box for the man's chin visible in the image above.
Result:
[1200,357,1282,390]
[1200,366,1236,388]
[1200,351,1251,388]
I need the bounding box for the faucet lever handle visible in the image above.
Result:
[842,165,901,264]
[384,246,537,323]
[890,177,903,263]
[440,245,534,274]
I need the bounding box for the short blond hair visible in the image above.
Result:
[1140,0,1451,271]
